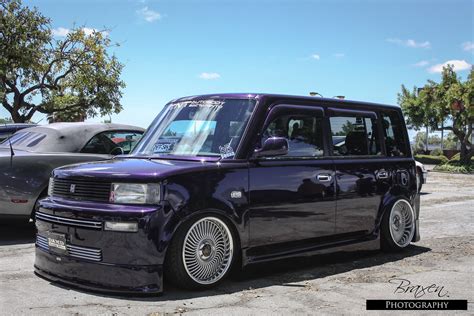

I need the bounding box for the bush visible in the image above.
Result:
[414,154,449,165]
[450,153,460,161]
[450,153,474,162]
[430,148,443,156]
[434,161,474,174]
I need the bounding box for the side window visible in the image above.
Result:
[330,115,381,156]
[262,113,324,158]
[381,111,408,157]
[81,131,143,154]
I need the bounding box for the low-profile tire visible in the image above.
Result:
[165,215,236,290]
[381,199,416,252]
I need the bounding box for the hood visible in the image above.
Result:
[53,157,219,181]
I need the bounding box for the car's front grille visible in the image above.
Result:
[36,235,102,262]
[36,210,102,230]
[51,178,111,202]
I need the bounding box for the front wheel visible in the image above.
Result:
[381,199,416,252]
[165,215,236,290]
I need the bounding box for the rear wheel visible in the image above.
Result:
[165,215,236,290]
[381,199,416,251]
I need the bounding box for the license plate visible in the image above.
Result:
[47,232,67,254]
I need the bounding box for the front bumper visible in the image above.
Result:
[35,248,163,294]
[34,197,175,295]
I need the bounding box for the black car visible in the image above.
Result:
[35,94,420,295]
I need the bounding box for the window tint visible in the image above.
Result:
[330,115,381,156]
[262,113,324,158]
[81,131,143,154]
[381,111,408,157]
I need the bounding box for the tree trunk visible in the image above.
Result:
[11,111,25,123]
[459,143,470,165]
[425,126,429,153]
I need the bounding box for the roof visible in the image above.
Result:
[2,122,144,153]
[171,93,400,109]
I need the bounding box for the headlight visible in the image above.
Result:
[109,183,160,204]
[104,221,138,232]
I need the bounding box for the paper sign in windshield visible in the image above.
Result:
[219,143,235,159]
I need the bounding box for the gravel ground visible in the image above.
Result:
[0,171,473,315]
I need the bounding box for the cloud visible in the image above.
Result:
[413,60,430,67]
[310,54,320,60]
[198,72,221,80]
[137,6,161,22]
[462,41,474,52]
[333,53,345,58]
[386,38,431,49]
[82,27,108,36]
[51,27,107,37]
[52,27,70,37]
[428,59,471,73]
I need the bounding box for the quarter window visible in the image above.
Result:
[381,111,408,157]
[262,114,324,158]
[330,115,381,156]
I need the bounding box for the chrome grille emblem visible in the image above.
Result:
[69,184,76,193]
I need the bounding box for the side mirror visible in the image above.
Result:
[254,137,289,158]
[110,147,124,156]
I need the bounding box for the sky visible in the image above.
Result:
[3,0,474,137]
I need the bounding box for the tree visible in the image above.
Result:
[0,0,125,123]
[398,65,473,164]
[0,117,13,124]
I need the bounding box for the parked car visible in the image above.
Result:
[35,94,420,294]
[0,123,144,222]
[415,160,427,192]
[0,123,37,142]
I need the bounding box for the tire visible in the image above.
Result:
[165,215,236,290]
[381,199,416,252]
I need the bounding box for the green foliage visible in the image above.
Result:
[398,65,473,164]
[0,0,125,123]
[413,131,427,153]
[450,152,474,162]
[414,154,449,165]
[434,161,474,174]
[0,117,13,124]
[430,148,443,156]
[443,132,458,150]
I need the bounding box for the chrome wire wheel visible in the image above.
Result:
[389,200,415,248]
[182,217,234,285]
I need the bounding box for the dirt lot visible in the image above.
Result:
[0,171,473,315]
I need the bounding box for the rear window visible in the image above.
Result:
[381,111,408,157]
[0,131,46,148]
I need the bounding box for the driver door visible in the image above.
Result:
[248,105,336,254]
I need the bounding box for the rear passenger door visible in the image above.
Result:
[328,108,387,236]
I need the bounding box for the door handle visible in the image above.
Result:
[317,174,332,182]
[376,169,389,179]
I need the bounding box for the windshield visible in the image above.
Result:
[132,98,256,158]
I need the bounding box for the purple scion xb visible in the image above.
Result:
[34,93,420,294]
